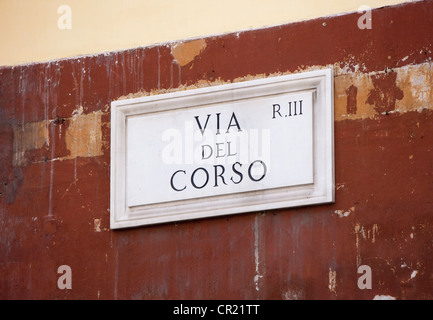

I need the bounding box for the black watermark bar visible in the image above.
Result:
[1,299,410,319]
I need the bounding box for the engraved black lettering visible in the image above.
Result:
[248,160,267,182]
[194,114,211,135]
[214,165,228,187]
[226,112,242,133]
[272,104,281,119]
[191,167,209,189]
[170,170,186,191]
[230,162,243,184]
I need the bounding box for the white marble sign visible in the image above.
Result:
[110,69,334,228]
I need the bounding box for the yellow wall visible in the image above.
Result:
[0,0,410,66]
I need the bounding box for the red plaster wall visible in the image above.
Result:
[1,0,433,299]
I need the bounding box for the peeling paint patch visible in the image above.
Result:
[373,295,396,300]
[346,85,358,114]
[171,39,207,67]
[396,62,433,112]
[254,214,263,292]
[354,223,379,243]
[336,62,433,120]
[335,183,345,190]
[335,71,375,121]
[366,72,404,114]
[335,206,355,218]
[282,287,305,300]
[354,223,379,266]
[328,268,337,294]
[13,121,49,166]
[65,111,103,159]
[94,219,101,232]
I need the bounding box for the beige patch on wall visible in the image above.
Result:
[13,121,49,166]
[65,111,103,158]
[171,39,207,67]
[334,72,375,121]
[334,62,433,121]
[396,63,433,113]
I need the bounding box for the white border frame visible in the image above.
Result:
[110,69,334,229]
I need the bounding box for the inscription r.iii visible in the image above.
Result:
[272,100,303,119]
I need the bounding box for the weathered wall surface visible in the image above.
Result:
[1,1,433,299]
